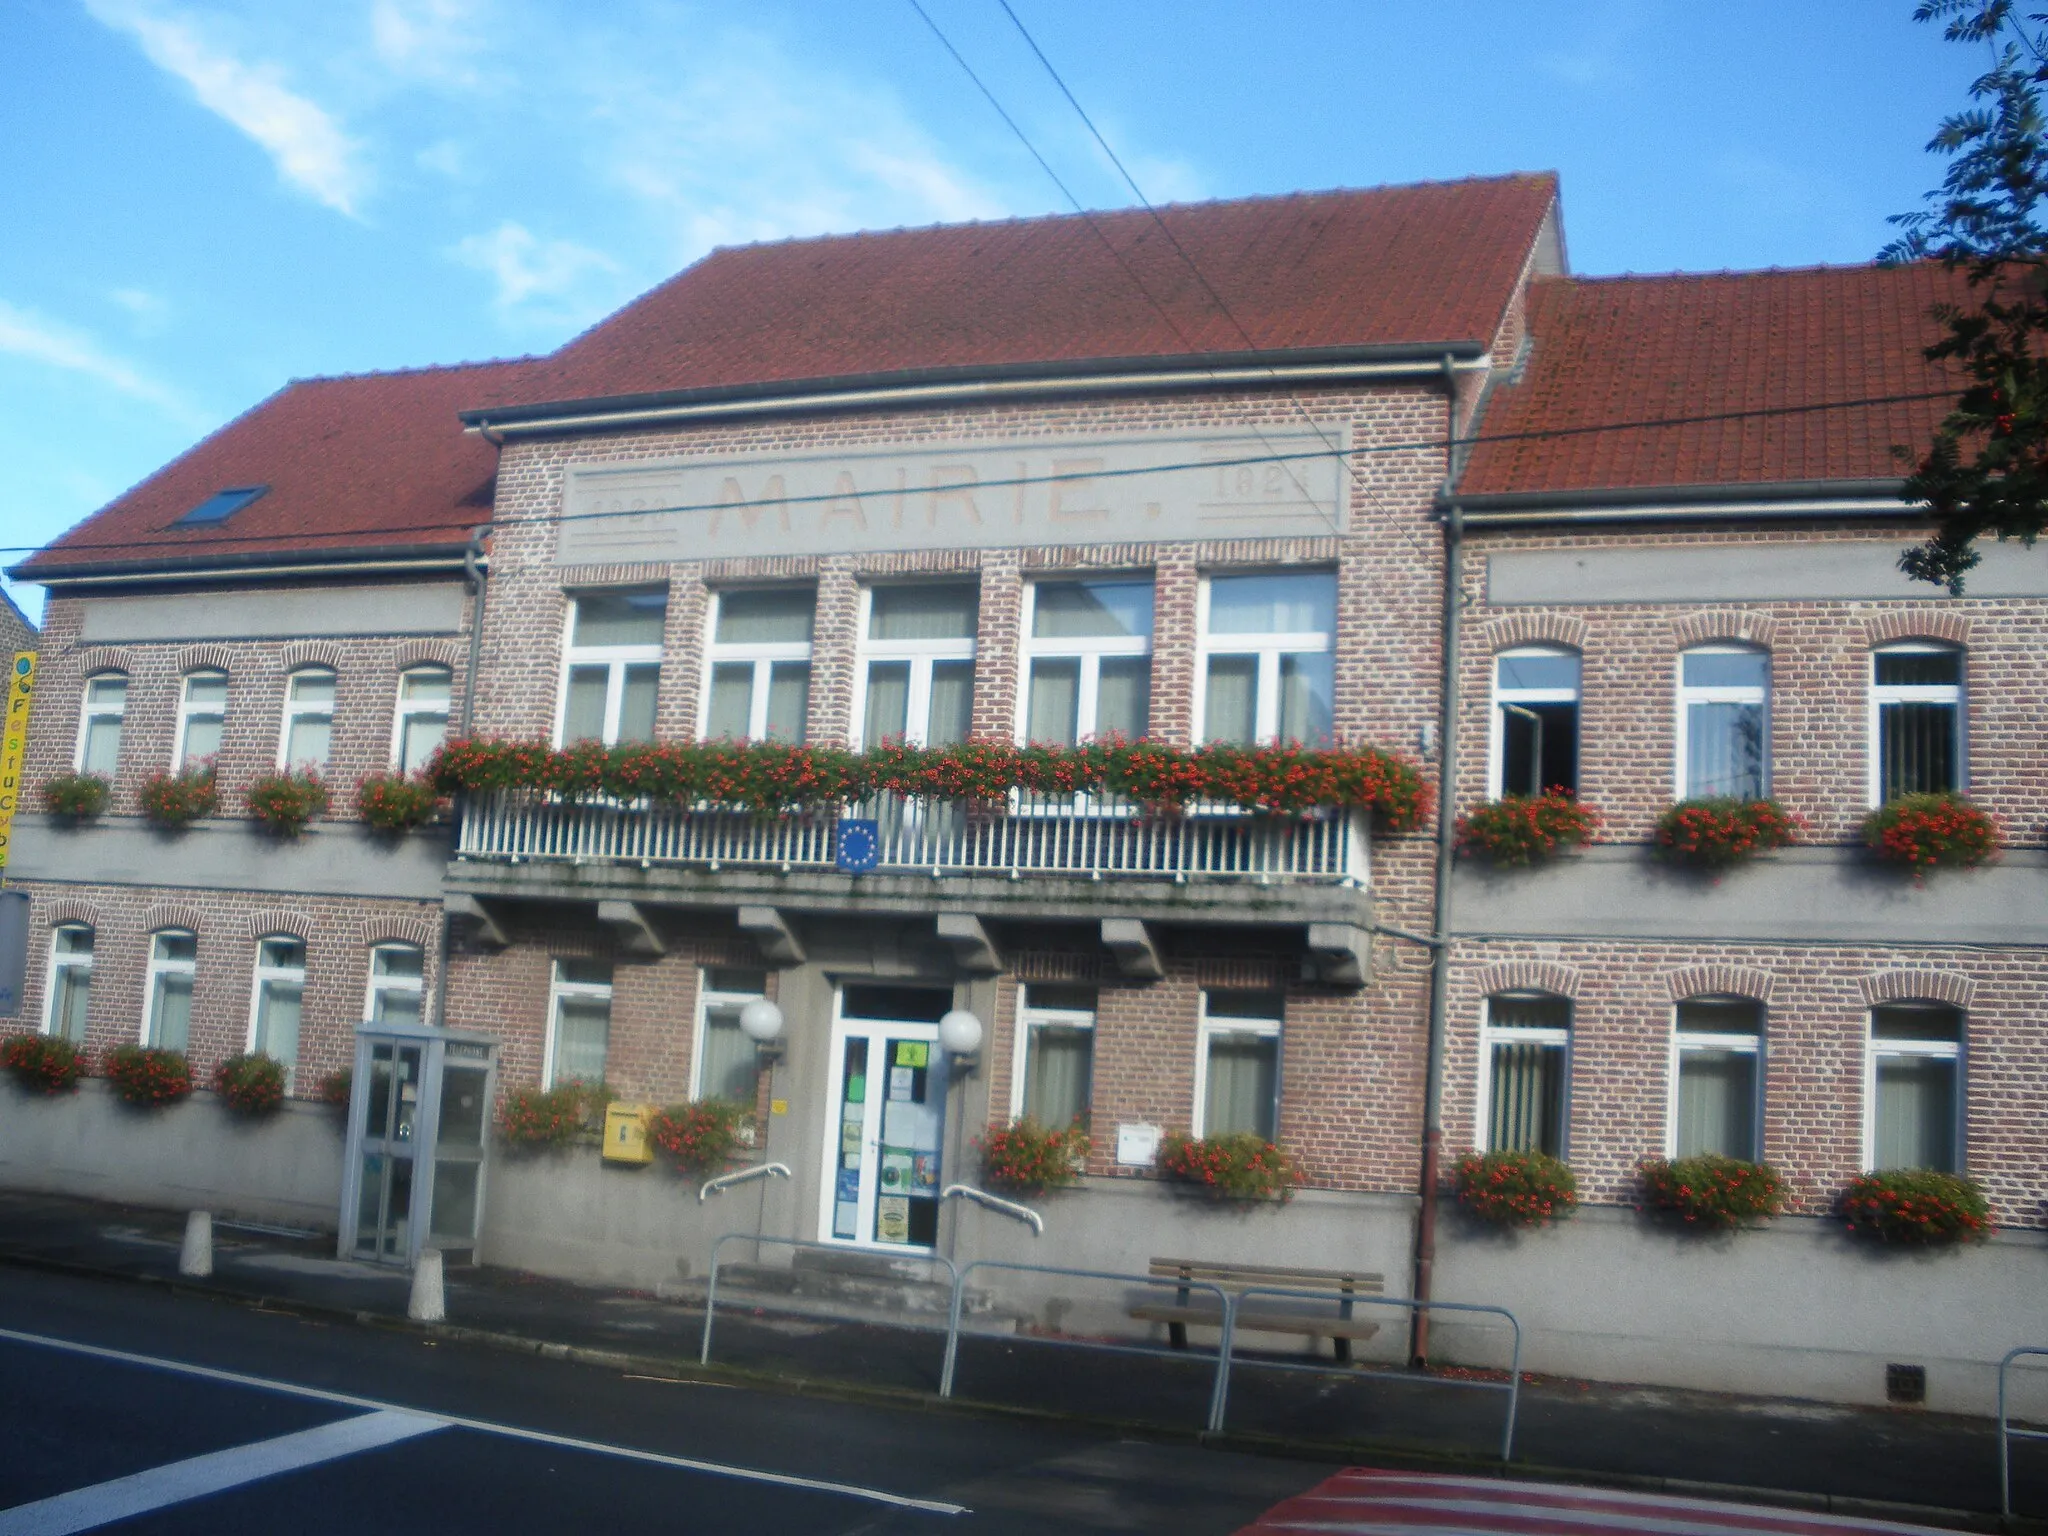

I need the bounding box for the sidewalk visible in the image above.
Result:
[0,1188,2037,1527]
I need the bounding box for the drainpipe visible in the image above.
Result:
[1411,360,1466,1366]
[431,523,489,1031]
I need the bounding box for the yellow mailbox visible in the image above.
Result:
[602,1102,654,1165]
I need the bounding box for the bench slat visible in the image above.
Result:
[1128,1302,1381,1340]
[1145,1260,1384,1294]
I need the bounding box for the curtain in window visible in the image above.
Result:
[1203,657,1257,743]
[1207,574,1335,634]
[285,716,332,769]
[1879,702,1958,798]
[1875,1055,1957,1172]
[926,660,975,746]
[573,592,667,646]
[148,973,193,1052]
[254,979,303,1069]
[1488,1041,1564,1155]
[1026,659,1080,746]
[1676,1049,1757,1159]
[1277,653,1334,744]
[399,713,445,775]
[51,968,90,1044]
[563,666,608,743]
[869,585,978,640]
[1686,701,1765,799]
[716,589,813,644]
[1033,581,1150,638]
[863,661,911,746]
[182,675,227,763]
[618,664,660,743]
[1023,1024,1093,1127]
[552,998,611,1085]
[1204,1031,1278,1139]
[704,663,753,739]
[762,662,808,741]
[82,715,123,775]
[1095,657,1149,739]
[698,1006,759,1103]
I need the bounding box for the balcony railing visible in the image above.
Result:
[454,790,1366,885]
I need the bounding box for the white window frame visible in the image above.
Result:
[1007,986,1098,1123]
[245,935,307,1087]
[1867,642,1967,807]
[1192,573,1335,746]
[1863,1003,1966,1174]
[543,959,614,1090]
[851,583,978,748]
[74,671,127,774]
[1476,992,1572,1157]
[1014,579,1153,746]
[699,588,815,743]
[364,941,426,1025]
[554,591,667,748]
[277,665,337,771]
[1665,997,1765,1160]
[1674,645,1770,800]
[139,930,197,1047]
[1487,645,1580,800]
[390,665,453,773]
[173,670,228,771]
[689,968,770,1101]
[1191,991,1283,1139]
[42,924,94,1040]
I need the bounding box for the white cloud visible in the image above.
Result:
[0,299,197,424]
[371,0,487,86]
[452,221,618,313]
[85,0,370,216]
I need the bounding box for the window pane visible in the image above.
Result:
[372,986,422,1028]
[706,966,768,995]
[149,974,193,1052]
[254,980,303,1067]
[1277,652,1334,745]
[86,677,127,708]
[1871,1004,1963,1042]
[1497,652,1580,693]
[54,927,94,957]
[705,663,754,740]
[1026,658,1080,746]
[429,1161,481,1243]
[552,998,611,1084]
[181,715,224,765]
[698,1007,760,1103]
[1875,650,1961,687]
[563,666,608,743]
[399,714,447,775]
[399,669,451,706]
[1875,1055,1957,1172]
[618,664,660,743]
[573,591,667,647]
[1676,1049,1757,1159]
[81,717,123,775]
[863,661,912,747]
[1203,656,1257,743]
[1685,701,1765,799]
[1208,573,1335,635]
[716,588,814,644]
[52,968,90,1045]
[1023,1024,1093,1127]
[1032,579,1152,638]
[1489,994,1570,1031]
[1204,1032,1278,1139]
[1676,997,1761,1036]
[556,958,613,986]
[373,945,424,980]
[154,933,197,964]
[1207,990,1283,1023]
[1499,700,1578,797]
[285,717,332,769]
[869,584,978,640]
[184,673,229,707]
[1488,1040,1565,1155]
[764,662,809,742]
[260,937,304,970]
[1682,651,1767,689]
[1095,656,1149,740]
[1879,701,1958,797]
[926,660,975,746]
[288,672,336,708]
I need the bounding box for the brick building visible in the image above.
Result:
[5,174,2044,1411]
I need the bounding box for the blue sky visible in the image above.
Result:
[0,0,1986,623]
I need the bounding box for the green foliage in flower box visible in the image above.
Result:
[1639,1154,1784,1229]
[647,1098,751,1179]
[1653,799,1800,870]
[1862,792,2000,873]
[498,1081,615,1149]
[214,1052,286,1116]
[1453,1149,1578,1227]
[1,1033,85,1094]
[355,773,442,833]
[246,770,330,836]
[1156,1131,1302,1201]
[318,1068,353,1108]
[103,1045,193,1107]
[1456,791,1599,867]
[138,765,217,829]
[41,773,110,821]
[1839,1169,1992,1245]
[977,1118,1090,1194]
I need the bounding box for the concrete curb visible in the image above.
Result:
[0,1243,2033,1535]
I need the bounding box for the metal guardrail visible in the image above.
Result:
[939,1260,1236,1431]
[1218,1286,1523,1461]
[940,1185,1043,1234]
[699,1232,958,1368]
[698,1162,792,1203]
[1999,1345,2048,1518]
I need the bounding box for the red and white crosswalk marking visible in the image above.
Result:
[1233,1469,1951,1536]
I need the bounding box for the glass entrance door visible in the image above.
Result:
[821,985,952,1249]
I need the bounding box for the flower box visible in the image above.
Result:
[1653,798,1799,871]
[103,1045,193,1107]
[1639,1154,1784,1229]
[499,1081,615,1149]
[1839,1169,1991,1245]
[355,773,442,833]
[139,766,217,830]
[977,1118,1090,1194]
[2,1033,85,1094]
[1155,1131,1302,1201]
[1453,1149,1577,1227]
[214,1052,287,1115]
[247,770,330,837]
[1456,792,1599,867]
[40,773,110,822]
[1862,793,1999,874]
[647,1098,751,1179]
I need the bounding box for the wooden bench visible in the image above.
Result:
[1130,1257,1385,1363]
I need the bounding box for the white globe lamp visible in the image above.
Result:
[937,1008,984,1061]
[739,998,785,1058]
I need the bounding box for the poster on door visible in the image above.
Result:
[876,1195,911,1243]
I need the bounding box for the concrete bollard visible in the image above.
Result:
[408,1248,446,1323]
[178,1211,213,1278]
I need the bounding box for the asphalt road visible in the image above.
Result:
[0,1264,1322,1535]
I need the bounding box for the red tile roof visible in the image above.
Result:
[1457,262,1970,499]
[520,175,1561,407]
[19,359,542,575]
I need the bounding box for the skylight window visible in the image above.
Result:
[172,485,269,527]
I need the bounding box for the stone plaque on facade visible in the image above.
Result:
[554,428,1349,566]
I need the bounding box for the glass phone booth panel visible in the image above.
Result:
[340,1021,496,1268]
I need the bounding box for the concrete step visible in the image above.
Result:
[662,1250,1024,1334]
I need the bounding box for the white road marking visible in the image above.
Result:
[0,1325,968,1517]
[0,1409,441,1535]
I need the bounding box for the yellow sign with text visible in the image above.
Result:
[0,653,35,873]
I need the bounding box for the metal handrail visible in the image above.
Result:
[697,1162,792,1204]
[940,1185,1043,1234]
[940,1259,1235,1432]
[1999,1345,2048,1517]
[1218,1286,1523,1461]
[699,1232,958,1368]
